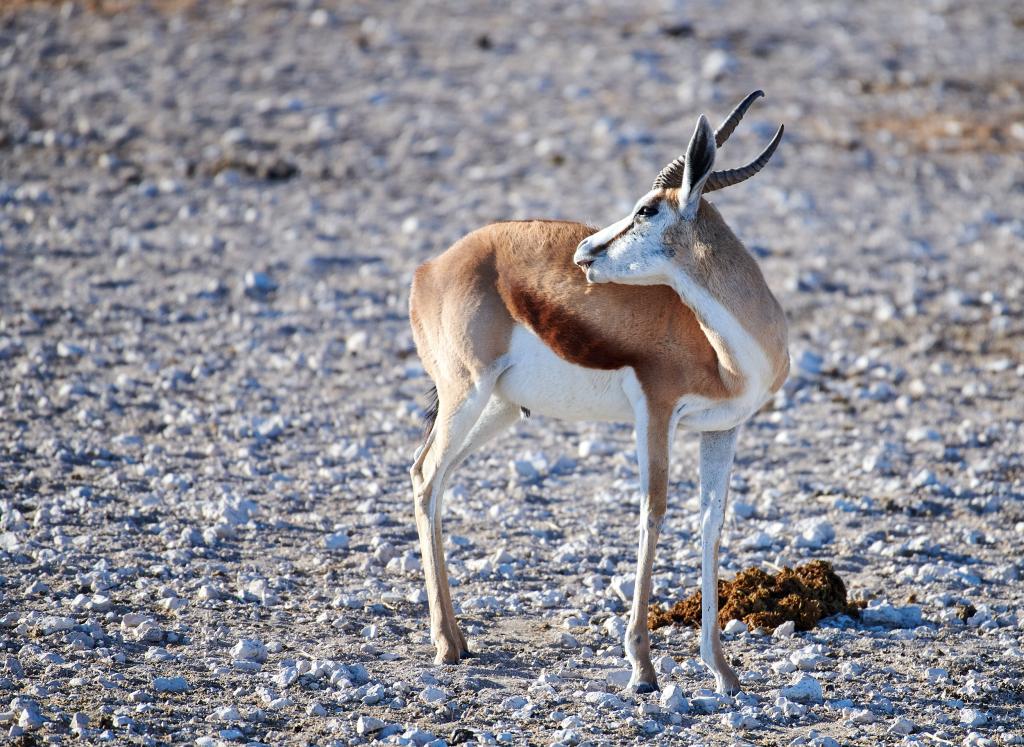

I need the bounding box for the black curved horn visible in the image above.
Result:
[651,90,770,191]
[702,124,784,193]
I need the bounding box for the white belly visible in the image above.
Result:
[497,325,633,422]
[496,325,770,431]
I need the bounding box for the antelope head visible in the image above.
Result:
[573,91,784,286]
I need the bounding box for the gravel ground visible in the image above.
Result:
[1,1,1023,745]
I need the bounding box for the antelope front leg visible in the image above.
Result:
[623,398,672,693]
[698,426,741,694]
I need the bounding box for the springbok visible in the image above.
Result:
[408,91,788,694]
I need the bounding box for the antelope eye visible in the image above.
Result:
[636,205,659,218]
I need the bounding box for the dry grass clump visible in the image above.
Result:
[649,560,862,632]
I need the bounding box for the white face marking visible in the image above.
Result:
[574,190,681,286]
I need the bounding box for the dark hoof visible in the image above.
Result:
[633,681,659,695]
[718,680,742,696]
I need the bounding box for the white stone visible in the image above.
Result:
[861,604,922,628]
[583,691,628,709]
[840,661,865,677]
[403,728,437,744]
[129,622,165,643]
[419,686,447,704]
[221,127,250,146]
[531,588,564,608]
[18,705,44,731]
[153,676,189,693]
[777,696,807,718]
[690,695,724,714]
[724,619,748,635]
[790,649,829,671]
[120,612,151,627]
[960,708,988,728]
[230,638,267,663]
[346,330,369,353]
[324,531,349,550]
[70,712,88,734]
[501,695,528,711]
[603,615,626,639]
[721,710,761,729]
[215,706,241,721]
[772,620,796,638]
[558,632,580,649]
[655,654,677,674]
[357,715,386,735]
[605,669,631,688]
[780,674,823,703]
[848,708,876,724]
[387,550,422,574]
[196,585,222,602]
[889,716,915,735]
[741,531,774,550]
[701,49,737,81]
[794,349,823,376]
[509,459,541,483]
[492,548,515,565]
[255,415,286,439]
[911,469,937,488]
[772,660,797,674]
[578,439,614,458]
[794,519,835,549]
[39,616,76,635]
[275,666,298,688]
[609,575,635,602]
[659,684,690,713]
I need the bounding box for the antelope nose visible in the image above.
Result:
[573,239,596,269]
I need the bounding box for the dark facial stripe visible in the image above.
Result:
[590,220,633,254]
[592,196,665,253]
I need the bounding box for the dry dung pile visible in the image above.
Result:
[649,561,862,631]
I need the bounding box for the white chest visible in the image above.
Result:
[672,346,773,431]
[672,386,769,432]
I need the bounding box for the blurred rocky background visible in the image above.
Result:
[0,1,1022,744]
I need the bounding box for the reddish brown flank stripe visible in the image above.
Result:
[499,279,635,370]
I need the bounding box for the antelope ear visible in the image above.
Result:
[680,114,716,220]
